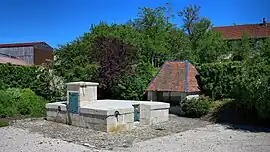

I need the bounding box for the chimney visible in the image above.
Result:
[263,17,266,25]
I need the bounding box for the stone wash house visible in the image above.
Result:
[0,42,53,65]
[145,60,200,106]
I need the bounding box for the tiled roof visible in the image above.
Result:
[0,57,31,66]
[0,42,45,48]
[146,61,200,93]
[212,23,270,40]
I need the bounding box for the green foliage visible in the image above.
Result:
[18,89,47,117]
[0,88,47,118]
[181,97,212,118]
[0,63,64,102]
[198,61,242,100]
[178,4,225,64]
[112,62,157,100]
[0,90,18,117]
[198,54,270,121]
[235,57,270,120]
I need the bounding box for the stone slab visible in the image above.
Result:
[66,81,99,86]
[45,102,67,111]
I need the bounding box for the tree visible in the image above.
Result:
[129,5,177,67]
[53,37,97,82]
[231,35,252,61]
[92,36,137,99]
[178,4,211,46]
[178,4,225,64]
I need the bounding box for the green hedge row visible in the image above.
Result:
[0,63,63,102]
[197,61,242,100]
[198,61,270,121]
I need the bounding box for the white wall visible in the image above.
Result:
[147,91,157,101]
[147,91,185,103]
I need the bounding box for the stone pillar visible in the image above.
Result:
[66,82,99,108]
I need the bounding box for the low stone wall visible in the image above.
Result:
[139,103,169,125]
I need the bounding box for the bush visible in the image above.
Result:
[197,61,242,100]
[181,97,212,118]
[0,90,18,118]
[0,88,47,118]
[0,63,64,102]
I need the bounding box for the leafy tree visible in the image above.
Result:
[53,38,97,82]
[178,4,225,64]
[178,5,211,47]
[231,35,252,61]
[129,5,177,67]
[92,36,137,99]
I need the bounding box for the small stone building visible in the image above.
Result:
[145,60,201,106]
[46,82,170,133]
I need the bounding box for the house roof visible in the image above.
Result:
[0,56,31,66]
[212,22,270,40]
[145,61,200,93]
[0,42,51,48]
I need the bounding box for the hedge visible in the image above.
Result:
[197,61,242,100]
[0,63,64,102]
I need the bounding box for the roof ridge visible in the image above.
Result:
[213,23,270,28]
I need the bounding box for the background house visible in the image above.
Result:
[0,42,53,65]
[145,60,200,106]
[212,18,270,41]
[0,55,31,66]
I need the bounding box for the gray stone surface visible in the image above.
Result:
[0,126,108,152]
[115,124,270,152]
[3,117,270,152]
[11,115,210,150]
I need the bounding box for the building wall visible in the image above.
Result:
[0,47,34,64]
[34,48,53,65]
[147,91,199,105]
[147,91,157,101]
[147,91,185,103]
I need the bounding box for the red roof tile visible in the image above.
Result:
[146,61,200,93]
[0,42,45,48]
[0,57,31,66]
[212,23,270,40]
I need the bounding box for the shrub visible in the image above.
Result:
[197,61,242,100]
[181,97,212,118]
[0,63,64,102]
[19,88,47,117]
[0,88,47,118]
[0,90,18,118]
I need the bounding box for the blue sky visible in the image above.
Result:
[0,0,269,48]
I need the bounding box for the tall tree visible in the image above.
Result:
[178,4,225,64]
[92,36,137,99]
[129,5,175,67]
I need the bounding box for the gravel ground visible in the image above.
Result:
[0,126,108,152]
[10,114,210,150]
[115,124,270,152]
[2,115,270,152]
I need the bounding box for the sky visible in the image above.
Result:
[0,0,269,48]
